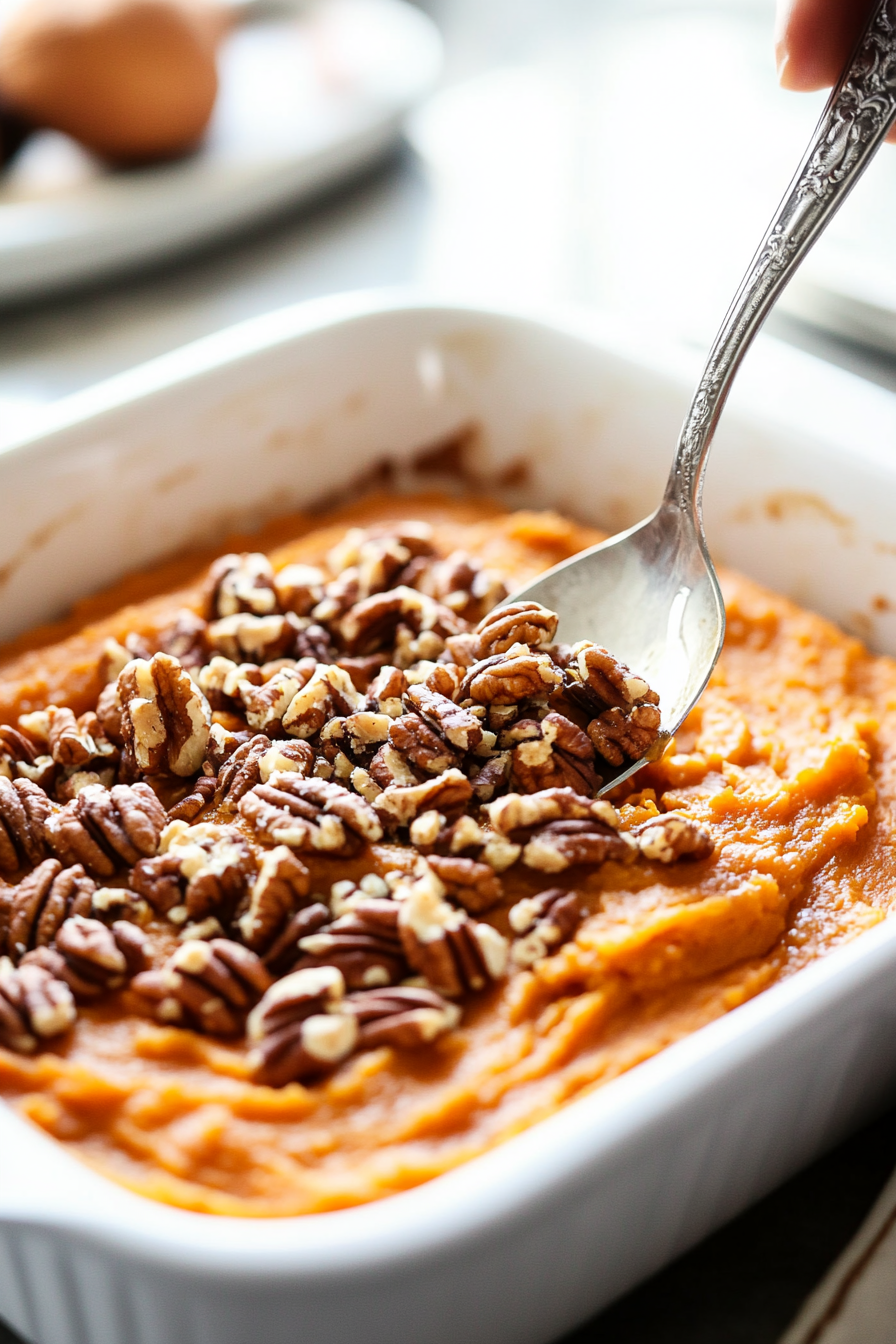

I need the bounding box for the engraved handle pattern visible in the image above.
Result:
[667,0,896,516]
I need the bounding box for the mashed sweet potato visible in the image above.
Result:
[0,493,892,1217]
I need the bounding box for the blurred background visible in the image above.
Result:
[0,0,894,441]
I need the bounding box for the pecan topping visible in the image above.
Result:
[239,774,383,854]
[405,684,483,753]
[423,854,502,914]
[247,965,358,1086]
[375,768,473,828]
[3,858,95,961]
[505,713,600,795]
[475,602,558,658]
[46,782,166,880]
[273,564,326,616]
[261,902,330,976]
[508,888,584,966]
[0,956,76,1053]
[486,787,635,872]
[237,662,311,733]
[24,916,147,1000]
[364,664,407,716]
[396,869,508,997]
[203,552,279,619]
[197,655,261,713]
[118,653,211,777]
[206,612,300,664]
[214,734,313,813]
[157,610,208,669]
[632,813,714,864]
[0,777,51,873]
[280,664,363,739]
[417,551,507,623]
[388,714,460,776]
[562,641,662,766]
[345,985,460,1049]
[292,899,406,989]
[459,646,563,705]
[468,752,511,802]
[340,586,465,657]
[132,820,254,924]
[133,938,272,1036]
[237,846,311,952]
[39,706,105,769]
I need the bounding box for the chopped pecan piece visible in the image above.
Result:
[46,782,166,880]
[132,938,272,1035]
[474,602,559,658]
[205,722,251,773]
[339,712,393,758]
[486,787,635,872]
[405,684,483,753]
[24,916,147,1000]
[274,564,326,616]
[375,768,473,828]
[33,706,109,770]
[166,773,217,822]
[261,902,330,976]
[0,776,52,873]
[95,680,125,745]
[561,641,662,766]
[632,812,714,864]
[417,551,508,623]
[237,846,311,952]
[388,714,460,776]
[509,888,584,966]
[368,743,421,790]
[0,724,40,778]
[4,858,95,961]
[197,656,262,713]
[157,610,208,669]
[423,855,502,914]
[459,645,563,706]
[292,899,406,989]
[118,653,211,777]
[281,664,363,739]
[247,965,358,1086]
[206,612,301,664]
[468,752,511,802]
[340,586,465,657]
[345,985,460,1049]
[0,956,76,1053]
[505,713,600,795]
[424,663,465,700]
[364,664,408,716]
[132,820,254,924]
[396,870,508,997]
[408,811,520,874]
[240,774,383,855]
[215,734,313,813]
[203,552,279,619]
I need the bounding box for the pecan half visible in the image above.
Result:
[0,777,51,873]
[247,965,358,1086]
[632,812,714,864]
[46,782,166,880]
[339,586,465,657]
[587,704,663,768]
[416,551,507,623]
[4,858,95,961]
[0,956,76,1053]
[215,734,313,813]
[240,773,383,855]
[509,888,584,966]
[132,820,254,924]
[405,684,483,753]
[388,714,460,776]
[24,916,147,1000]
[486,787,635,872]
[203,552,279,619]
[459,645,563,706]
[280,664,363,739]
[374,768,473,828]
[505,713,600,795]
[118,653,211,777]
[561,641,662,766]
[344,985,460,1049]
[132,938,272,1035]
[396,870,508,997]
[237,846,311,952]
[423,854,503,914]
[292,899,407,989]
[261,902,331,976]
[474,602,558,658]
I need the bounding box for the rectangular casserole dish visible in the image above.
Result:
[2,294,896,1344]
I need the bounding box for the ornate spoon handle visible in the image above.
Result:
[667,0,896,515]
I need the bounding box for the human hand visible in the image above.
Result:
[775,0,896,139]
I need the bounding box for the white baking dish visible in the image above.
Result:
[2,295,896,1344]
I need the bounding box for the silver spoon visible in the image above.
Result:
[512,0,896,796]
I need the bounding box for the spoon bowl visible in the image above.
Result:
[511,0,896,795]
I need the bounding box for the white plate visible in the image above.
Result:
[0,0,441,305]
[2,295,896,1344]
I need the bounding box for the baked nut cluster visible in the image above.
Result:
[0,522,712,1084]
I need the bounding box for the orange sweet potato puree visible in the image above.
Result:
[0,493,893,1217]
